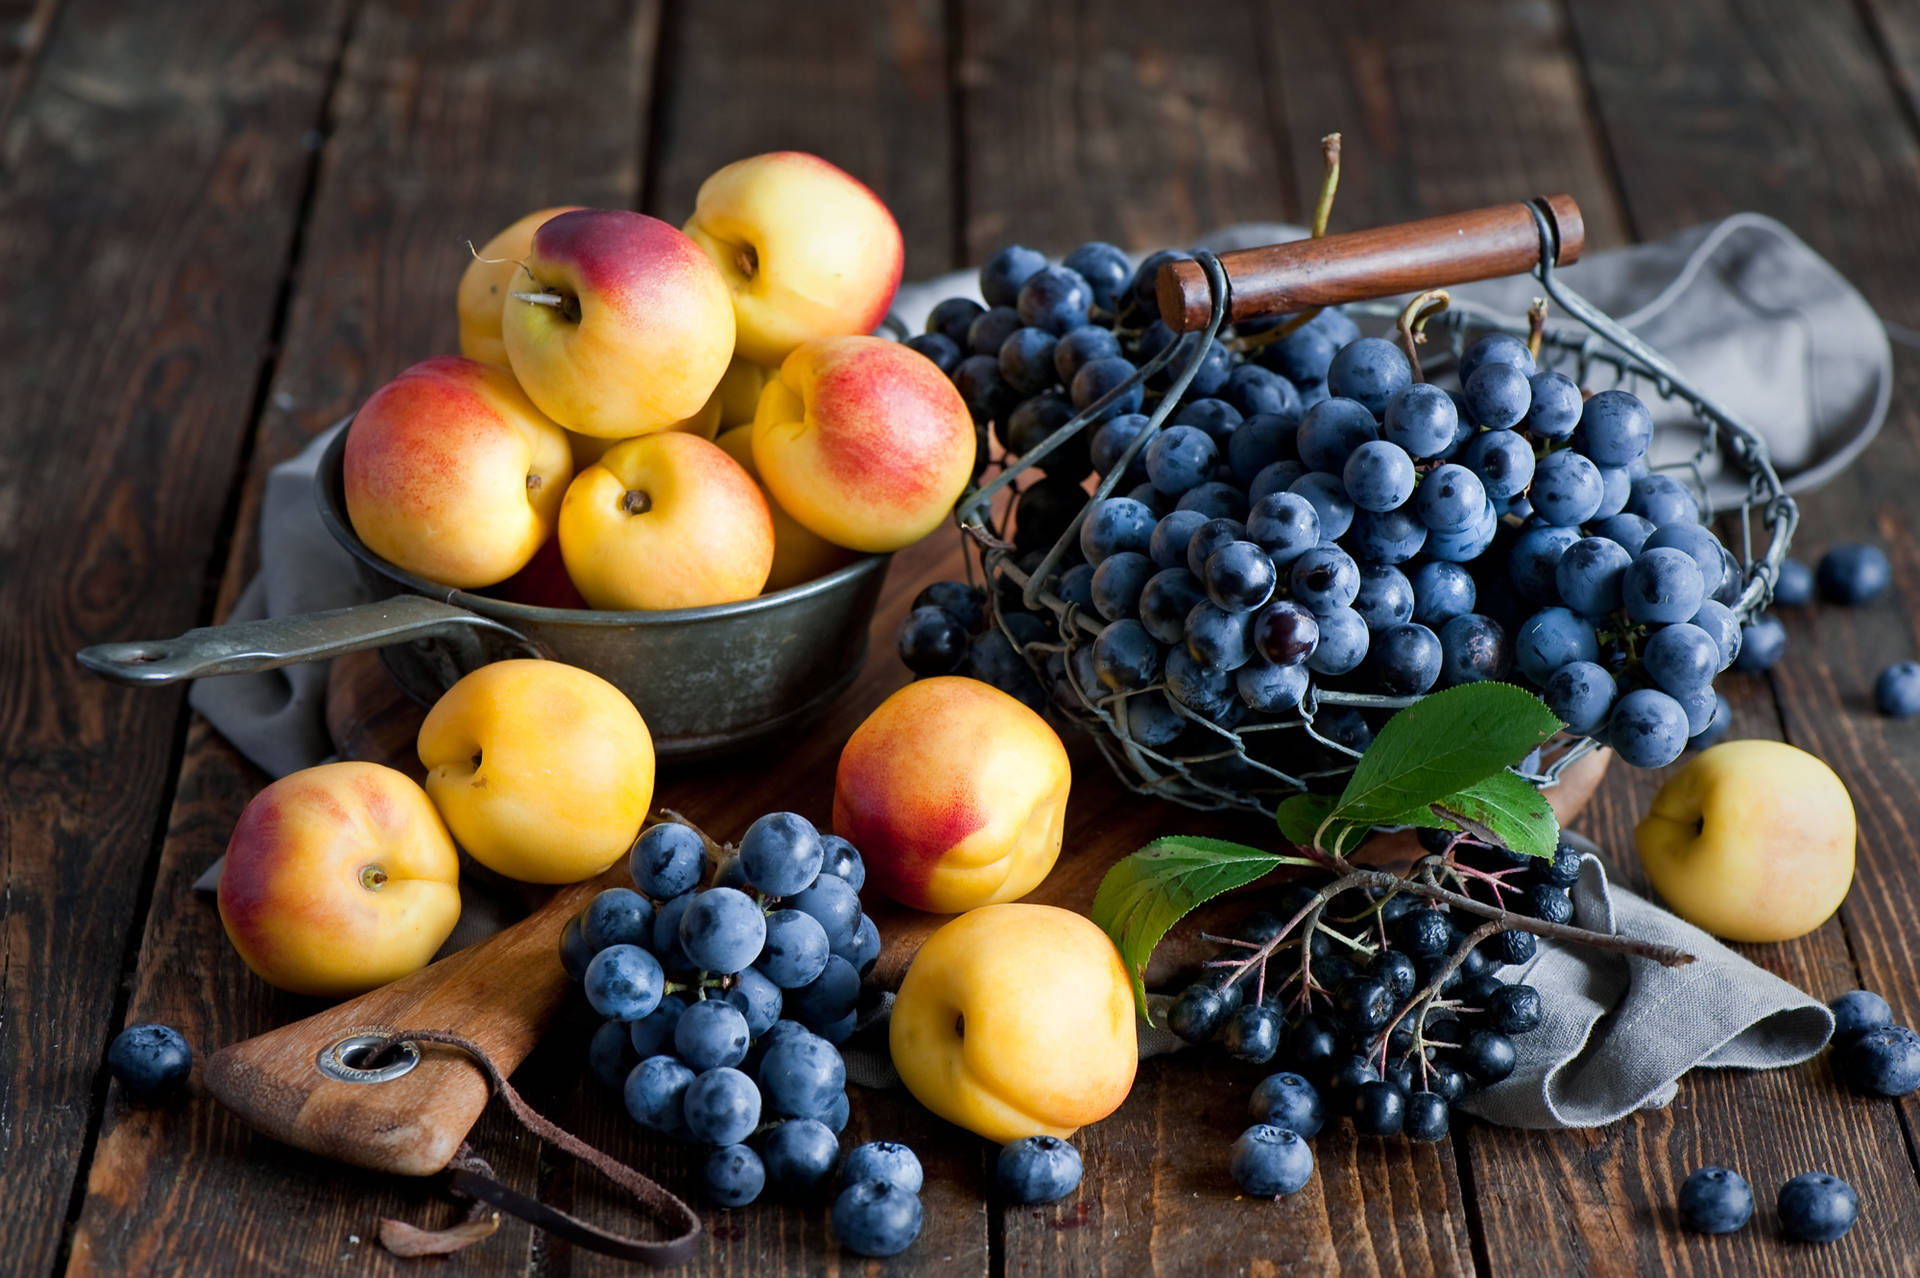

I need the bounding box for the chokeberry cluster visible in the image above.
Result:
[1165,828,1577,1194]
[898,239,1775,804]
[562,811,896,1236]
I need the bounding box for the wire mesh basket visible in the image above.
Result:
[952,196,1798,816]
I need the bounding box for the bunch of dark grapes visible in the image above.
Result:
[898,240,1773,779]
[1178,829,1571,1186]
[560,812,890,1218]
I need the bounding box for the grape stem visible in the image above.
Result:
[1395,289,1451,383]
[1526,297,1549,361]
[1311,132,1343,239]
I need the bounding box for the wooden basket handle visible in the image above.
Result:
[1156,194,1585,332]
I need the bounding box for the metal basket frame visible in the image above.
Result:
[955,201,1798,816]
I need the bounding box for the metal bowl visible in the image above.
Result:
[80,425,891,761]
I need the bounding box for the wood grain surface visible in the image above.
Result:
[13,1,1920,1275]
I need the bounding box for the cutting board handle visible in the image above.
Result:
[203,866,616,1176]
[1156,194,1585,331]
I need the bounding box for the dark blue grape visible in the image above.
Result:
[1530,449,1604,526]
[1090,551,1153,621]
[1090,412,1151,481]
[675,997,752,1071]
[584,944,665,1022]
[1144,424,1218,496]
[1412,560,1477,626]
[1623,547,1706,624]
[1353,564,1415,628]
[1524,370,1583,439]
[739,811,824,897]
[582,887,655,952]
[1306,605,1370,675]
[1369,622,1442,695]
[1164,645,1238,716]
[1129,249,1192,312]
[1288,472,1355,540]
[1297,397,1381,473]
[632,822,706,900]
[1017,265,1093,333]
[980,245,1048,308]
[1054,324,1121,385]
[1289,544,1360,612]
[1054,563,1096,613]
[1170,396,1243,446]
[1438,613,1510,686]
[1228,411,1300,486]
[1327,337,1411,415]
[1876,661,1920,717]
[1644,622,1719,696]
[1184,516,1249,579]
[624,1054,695,1132]
[757,1027,847,1119]
[898,605,970,675]
[1465,361,1531,430]
[1251,459,1310,504]
[1515,607,1599,684]
[966,305,1024,358]
[1457,332,1535,386]
[1624,473,1698,527]
[1204,541,1278,611]
[1645,523,1729,599]
[1140,567,1208,644]
[792,875,861,951]
[1426,498,1499,563]
[1080,496,1156,564]
[1589,512,1657,558]
[1252,599,1319,666]
[997,327,1059,395]
[1732,614,1787,672]
[679,888,768,975]
[1184,600,1254,671]
[1575,389,1653,467]
[1236,657,1309,711]
[1773,557,1815,606]
[1063,241,1131,313]
[1608,688,1690,767]
[1555,536,1631,617]
[1224,365,1301,419]
[1149,509,1210,569]
[1544,660,1616,734]
[1383,382,1460,458]
[1125,690,1188,746]
[952,353,1014,424]
[1092,618,1163,691]
[904,331,961,374]
[1343,440,1417,512]
[1414,464,1486,534]
[1003,392,1080,467]
[1245,491,1321,567]
[1175,480,1249,523]
[763,1118,840,1194]
[1464,429,1536,501]
[1071,355,1146,422]
[684,1066,761,1145]
[1259,308,1360,384]
[926,296,986,346]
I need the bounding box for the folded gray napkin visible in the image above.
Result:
[184,216,1868,1127]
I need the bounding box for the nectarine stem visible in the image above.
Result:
[619,489,652,516]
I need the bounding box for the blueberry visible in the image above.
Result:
[1817,542,1891,604]
[1352,1081,1407,1137]
[631,822,706,899]
[107,1024,193,1103]
[1843,1024,1920,1096]
[763,1118,840,1194]
[627,994,687,1059]
[832,1179,924,1257]
[1250,1072,1324,1136]
[789,954,861,1028]
[844,1140,925,1193]
[704,1143,765,1208]
[1875,662,1920,718]
[1829,990,1893,1045]
[1732,614,1788,672]
[1230,1124,1315,1197]
[1678,1165,1754,1234]
[1223,1005,1283,1063]
[1776,1171,1859,1243]
[1773,557,1815,606]
[998,1135,1083,1204]
[559,913,596,981]
[683,1066,761,1145]
[624,1054,695,1132]
[584,944,665,1022]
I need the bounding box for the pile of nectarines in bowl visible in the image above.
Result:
[326,153,980,754]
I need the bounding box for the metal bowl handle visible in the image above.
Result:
[76,595,544,686]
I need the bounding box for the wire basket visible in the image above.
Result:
[953,197,1798,816]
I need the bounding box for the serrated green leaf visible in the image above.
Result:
[1089,837,1284,1021]
[1277,792,1456,857]
[1330,683,1560,824]
[1432,769,1560,860]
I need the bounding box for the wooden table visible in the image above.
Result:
[9,1,1920,1273]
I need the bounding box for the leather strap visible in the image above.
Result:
[371,1030,702,1266]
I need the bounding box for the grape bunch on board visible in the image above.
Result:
[898,235,1769,788]
[557,811,933,1254]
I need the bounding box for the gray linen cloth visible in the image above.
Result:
[187,215,1877,1126]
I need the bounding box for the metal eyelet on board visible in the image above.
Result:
[317,1033,421,1084]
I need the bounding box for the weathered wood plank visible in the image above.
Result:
[956,0,1297,259]
[0,3,349,1273]
[1458,1,1920,1272]
[644,0,956,275]
[62,2,661,1274]
[0,0,57,136]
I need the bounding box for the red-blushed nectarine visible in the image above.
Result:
[418,659,654,884]
[890,904,1137,1143]
[714,425,858,592]
[752,337,976,554]
[457,205,583,367]
[683,152,903,366]
[833,676,1070,913]
[217,761,462,998]
[343,355,572,589]
[557,431,774,610]
[502,209,734,439]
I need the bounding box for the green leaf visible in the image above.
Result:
[1276,792,1453,858]
[1330,683,1560,824]
[1432,770,1560,860]
[1089,837,1284,1021]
